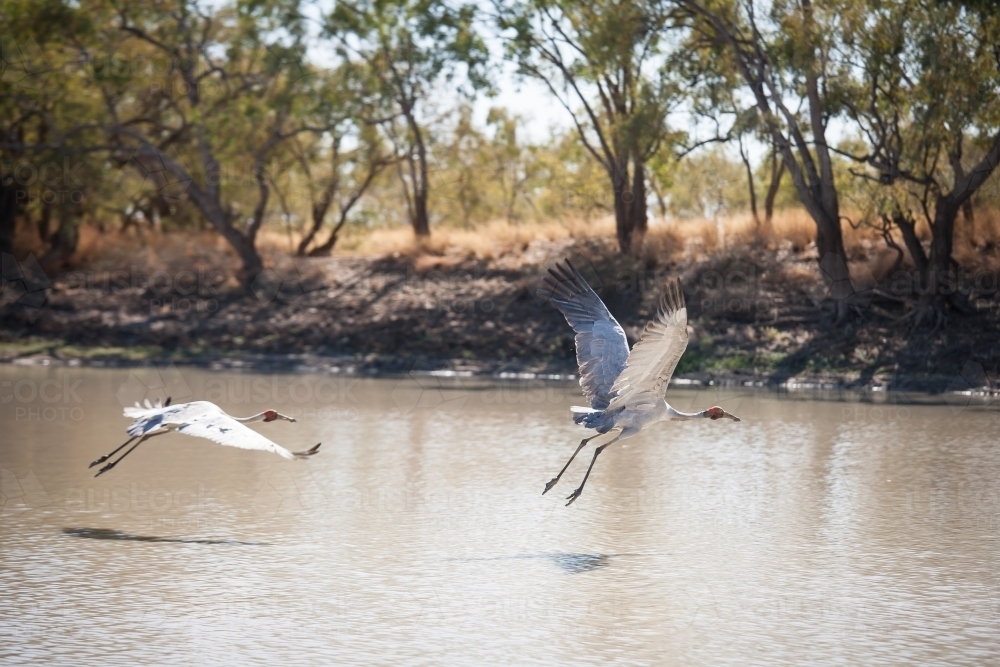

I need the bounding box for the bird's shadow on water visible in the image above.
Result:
[61,527,268,546]
[449,552,652,574]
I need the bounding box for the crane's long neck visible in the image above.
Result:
[234,412,267,423]
[663,404,711,421]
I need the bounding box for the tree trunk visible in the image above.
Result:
[38,211,80,271]
[297,194,334,256]
[308,234,338,257]
[129,141,265,285]
[893,201,965,313]
[297,139,342,256]
[398,148,431,238]
[962,199,975,228]
[813,206,852,310]
[738,137,759,227]
[893,210,928,275]
[309,210,352,257]
[949,136,976,239]
[196,193,264,284]
[612,176,633,255]
[923,134,1000,308]
[609,154,646,255]
[764,151,784,224]
[38,200,53,246]
[224,228,264,284]
[297,213,324,257]
[928,195,959,290]
[0,176,24,255]
[412,190,430,237]
[404,107,431,239]
[630,159,647,251]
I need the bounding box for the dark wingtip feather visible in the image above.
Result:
[293,443,322,459]
[540,259,588,304]
[659,277,686,317]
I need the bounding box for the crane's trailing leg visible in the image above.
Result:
[89,436,136,468]
[543,433,604,495]
[95,434,154,477]
[565,428,636,506]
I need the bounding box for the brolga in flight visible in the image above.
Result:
[540,260,741,505]
[90,398,321,477]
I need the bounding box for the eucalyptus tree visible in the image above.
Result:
[839,0,1000,313]
[322,0,489,238]
[90,0,321,283]
[678,0,856,317]
[291,64,397,256]
[0,0,106,263]
[496,0,683,254]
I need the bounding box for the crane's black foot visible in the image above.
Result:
[94,460,118,477]
[543,477,560,495]
[88,454,110,468]
[565,488,583,506]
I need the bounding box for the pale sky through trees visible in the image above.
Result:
[295,0,863,168]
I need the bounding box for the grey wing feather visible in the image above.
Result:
[538,260,629,411]
[605,278,689,411]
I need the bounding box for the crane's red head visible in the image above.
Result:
[262,410,296,422]
[708,406,741,421]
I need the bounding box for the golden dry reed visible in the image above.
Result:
[62,205,1000,278]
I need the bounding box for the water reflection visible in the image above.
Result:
[62,527,268,546]
[549,552,609,573]
[448,552,610,573]
[448,552,661,573]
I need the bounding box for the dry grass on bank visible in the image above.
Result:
[319,209,813,260]
[329,209,838,262]
[33,205,1000,281]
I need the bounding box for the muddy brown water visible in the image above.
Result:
[2,365,999,665]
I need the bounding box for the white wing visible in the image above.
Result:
[123,401,218,437]
[539,260,630,411]
[605,278,688,411]
[123,400,222,422]
[174,415,297,460]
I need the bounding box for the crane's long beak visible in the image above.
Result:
[277,413,296,422]
[723,410,741,422]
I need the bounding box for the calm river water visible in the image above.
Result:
[1,365,999,665]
